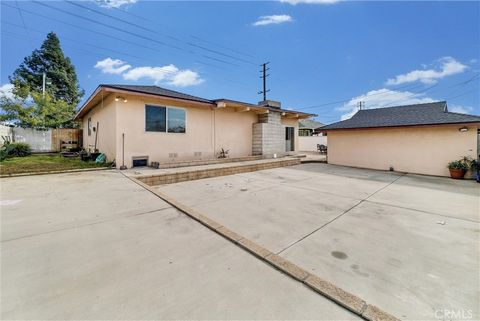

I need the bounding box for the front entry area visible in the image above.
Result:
[285,127,295,152]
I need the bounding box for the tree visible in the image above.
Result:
[9,32,84,106]
[0,91,77,128]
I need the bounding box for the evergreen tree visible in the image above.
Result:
[9,32,84,106]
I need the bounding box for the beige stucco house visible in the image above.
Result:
[74,84,313,168]
[320,101,480,177]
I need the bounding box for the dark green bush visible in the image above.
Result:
[9,142,32,157]
[0,141,32,161]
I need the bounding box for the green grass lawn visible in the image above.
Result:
[0,154,111,175]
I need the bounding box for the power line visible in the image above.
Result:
[31,1,242,68]
[296,72,480,113]
[3,20,147,63]
[377,83,439,108]
[65,0,259,66]
[189,35,257,60]
[295,82,424,111]
[2,29,255,91]
[0,2,238,73]
[14,0,34,49]
[107,2,258,60]
[444,88,479,101]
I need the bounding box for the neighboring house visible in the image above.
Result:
[320,101,480,177]
[299,119,325,136]
[298,119,327,152]
[74,84,313,168]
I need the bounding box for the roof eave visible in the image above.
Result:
[214,99,315,118]
[319,121,480,132]
[74,85,216,120]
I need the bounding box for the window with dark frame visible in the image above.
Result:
[145,105,166,132]
[145,105,186,133]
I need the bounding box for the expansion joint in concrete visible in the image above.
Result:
[121,171,401,321]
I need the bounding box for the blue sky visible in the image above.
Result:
[1,0,479,123]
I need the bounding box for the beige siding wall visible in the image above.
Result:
[327,125,479,177]
[115,96,258,168]
[82,95,116,162]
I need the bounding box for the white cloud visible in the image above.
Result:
[252,15,293,26]
[338,88,435,120]
[96,0,137,8]
[95,58,131,74]
[449,105,473,114]
[94,58,204,87]
[386,57,467,86]
[280,0,339,4]
[168,70,204,87]
[123,65,178,82]
[0,83,14,100]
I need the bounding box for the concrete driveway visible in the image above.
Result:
[156,163,480,320]
[0,170,359,320]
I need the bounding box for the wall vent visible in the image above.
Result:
[132,156,148,167]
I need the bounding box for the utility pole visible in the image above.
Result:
[42,72,46,98]
[258,62,270,101]
[42,72,51,98]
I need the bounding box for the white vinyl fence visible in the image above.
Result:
[12,127,53,152]
[1,125,53,152]
[1,125,82,152]
[298,135,327,152]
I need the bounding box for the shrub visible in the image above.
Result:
[0,141,31,161]
[9,142,32,157]
[447,160,469,171]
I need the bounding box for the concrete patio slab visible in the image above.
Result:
[281,201,479,320]
[1,170,361,320]
[156,173,278,207]
[188,183,360,253]
[156,163,480,320]
[368,174,480,222]
[1,170,171,241]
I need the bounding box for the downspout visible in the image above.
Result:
[213,107,216,158]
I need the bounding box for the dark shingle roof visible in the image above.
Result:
[299,119,325,129]
[321,101,480,130]
[102,84,214,104]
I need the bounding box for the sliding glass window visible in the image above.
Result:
[167,108,186,133]
[145,105,186,133]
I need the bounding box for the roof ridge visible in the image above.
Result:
[446,110,480,118]
[357,101,446,113]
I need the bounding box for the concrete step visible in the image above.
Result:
[135,158,301,186]
[158,155,263,169]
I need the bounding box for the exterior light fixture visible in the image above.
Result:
[115,96,127,103]
[459,127,468,132]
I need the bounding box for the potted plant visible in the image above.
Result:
[447,157,472,179]
[447,160,468,179]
